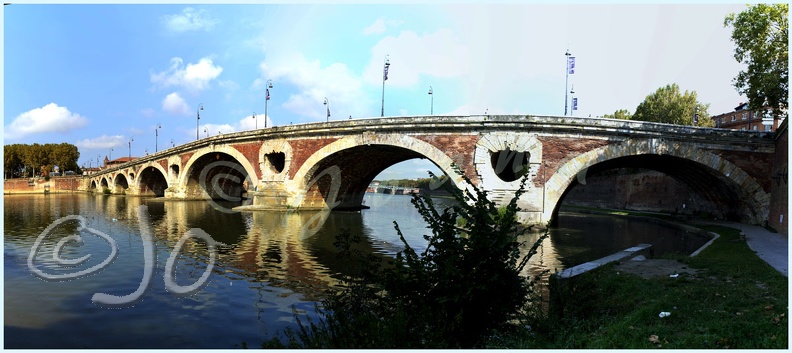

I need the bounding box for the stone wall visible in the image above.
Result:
[4,176,83,194]
[768,120,788,236]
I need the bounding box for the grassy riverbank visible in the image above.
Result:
[497,224,788,349]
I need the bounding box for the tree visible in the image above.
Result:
[4,144,22,179]
[602,109,633,120]
[632,83,714,127]
[725,4,788,120]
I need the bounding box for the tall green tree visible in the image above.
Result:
[632,83,714,127]
[602,109,633,120]
[725,4,788,120]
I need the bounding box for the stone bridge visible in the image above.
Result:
[83,115,777,227]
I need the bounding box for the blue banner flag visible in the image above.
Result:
[568,57,575,74]
[384,65,389,81]
[573,97,578,110]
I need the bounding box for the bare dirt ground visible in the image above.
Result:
[614,258,699,279]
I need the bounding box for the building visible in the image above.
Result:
[82,167,102,175]
[710,102,784,132]
[104,156,137,168]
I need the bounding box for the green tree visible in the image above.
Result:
[632,83,714,127]
[725,4,788,120]
[49,143,80,172]
[4,144,23,178]
[602,109,633,120]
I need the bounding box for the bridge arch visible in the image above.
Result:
[100,177,109,190]
[135,162,169,197]
[179,145,259,200]
[544,138,770,224]
[113,173,129,194]
[290,134,469,210]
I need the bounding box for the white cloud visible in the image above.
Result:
[263,53,373,120]
[363,29,470,87]
[363,19,386,35]
[239,114,272,131]
[162,92,191,116]
[4,103,88,139]
[363,18,404,35]
[199,123,235,138]
[74,134,125,150]
[161,7,217,33]
[151,57,223,93]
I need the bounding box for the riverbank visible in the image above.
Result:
[495,222,788,349]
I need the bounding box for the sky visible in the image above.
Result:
[2,3,750,179]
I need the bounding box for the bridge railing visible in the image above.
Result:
[88,115,775,177]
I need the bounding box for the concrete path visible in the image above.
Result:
[697,221,788,277]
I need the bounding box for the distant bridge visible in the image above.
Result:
[82,115,777,227]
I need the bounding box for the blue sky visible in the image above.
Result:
[3,3,748,179]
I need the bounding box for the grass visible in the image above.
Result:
[502,224,788,349]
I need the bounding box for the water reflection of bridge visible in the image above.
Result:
[9,193,566,305]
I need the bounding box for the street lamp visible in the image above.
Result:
[694,106,699,126]
[324,97,330,122]
[155,123,161,152]
[109,148,113,161]
[265,79,273,128]
[381,54,390,117]
[196,103,203,140]
[428,86,433,115]
[564,49,571,116]
[253,112,257,130]
[128,137,134,159]
[171,139,175,148]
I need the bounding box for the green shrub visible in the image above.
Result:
[270,167,547,348]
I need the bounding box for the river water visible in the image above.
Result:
[4,193,707,348]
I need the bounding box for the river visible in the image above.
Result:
[3,193,707,348]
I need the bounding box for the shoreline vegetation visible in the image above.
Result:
[272,164,790,348]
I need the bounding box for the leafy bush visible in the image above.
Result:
[269,168,547,348]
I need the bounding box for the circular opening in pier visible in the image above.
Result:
[490,148,529,182]
[265,152,286,174]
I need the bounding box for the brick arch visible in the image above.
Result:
[290,134,471,209]
[178,145,260,191]
[113,173,130,193]
[543,138,770,224]
[100,176,109,189]
[133,161,170,190]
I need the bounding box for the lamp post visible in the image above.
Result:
[381,54,390,117]
[694,106,699,126]
[428,86,433,115]
[109,148,113,161]
[171,139,175,148]
[204,127,208,138]
[324,97,330,122]
[155,123,161,152]
[265,80,272,128]
[253,112,257,130]
[564,49,571,116]
[196,103,203,140]
[128,137,134,159]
